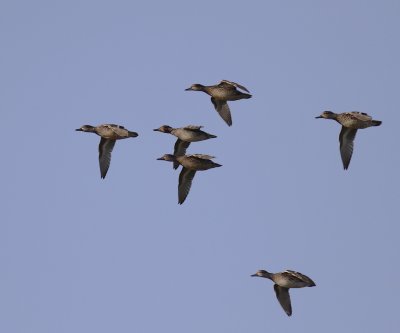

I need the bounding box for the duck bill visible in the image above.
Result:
[315,116,322,119]
[250,273,258,277]
[185,87,193,91]
[156,157,165,160]
[153,128,160,131]
[75,128,83,131]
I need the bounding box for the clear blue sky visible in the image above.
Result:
[1,1,399,332]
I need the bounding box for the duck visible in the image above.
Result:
[153,125,217,169]
[157,154,221,204]
[185,80,252,126]
[251,269,316,316]
[316,111,382,169]
[76,124,138,179]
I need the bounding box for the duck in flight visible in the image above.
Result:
[76,124,138,178]
[185,80,252,126]
[157,154,221,204]
[251,269,316,317]
[316,111,381,169]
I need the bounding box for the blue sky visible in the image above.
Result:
[1,1,399,332]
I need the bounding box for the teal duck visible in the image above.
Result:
[316,111,382,169]
[157,154,221,204]
[153,125,217,169]
[76,124,138,178]
[251,269,316,316]
[185,80,252,126]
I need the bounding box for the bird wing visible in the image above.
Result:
[105,124,125,128]
[189,154,215,160]
[107,125,129,137]
[349,112,372,121]
[274,284,292,316]
[178,168,196,204]
[339,127,357,170]
[211,97,232,126]
[98,138,116,178]
[183,125,203,130]
[220,80,250,93]
[284,270,316,286]
[173,139,190,170]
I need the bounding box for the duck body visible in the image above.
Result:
[251,269,315,316]
[154,125,216,142]
[316,111,381,169]
[76,124,138,178]
[171,126,216,142]
[77,124,138,139]
[185,80,251,126]
[174,154,221,171]
[199,83,251,101]
[318,111,382,129]
[269,270,316,288]
[157,154,221,204]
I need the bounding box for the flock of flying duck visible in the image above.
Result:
[76,79,382,316]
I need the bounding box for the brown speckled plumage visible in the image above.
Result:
[76,124,138,178]
[157,154,221,204]
[251,269,316,316]
[316,111,382,169]
[185,80,252,126]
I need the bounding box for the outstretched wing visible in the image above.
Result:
[173,139,190,169]
[178,168,196,204]
[98,138,116,178]
[211,97,232,126]
[274,284,292,316]
[339,127,357,170]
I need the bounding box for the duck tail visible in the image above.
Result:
[208,134,217,139]
[371,120,382,126]
[128,131,139,137]
[243,93,252,99]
